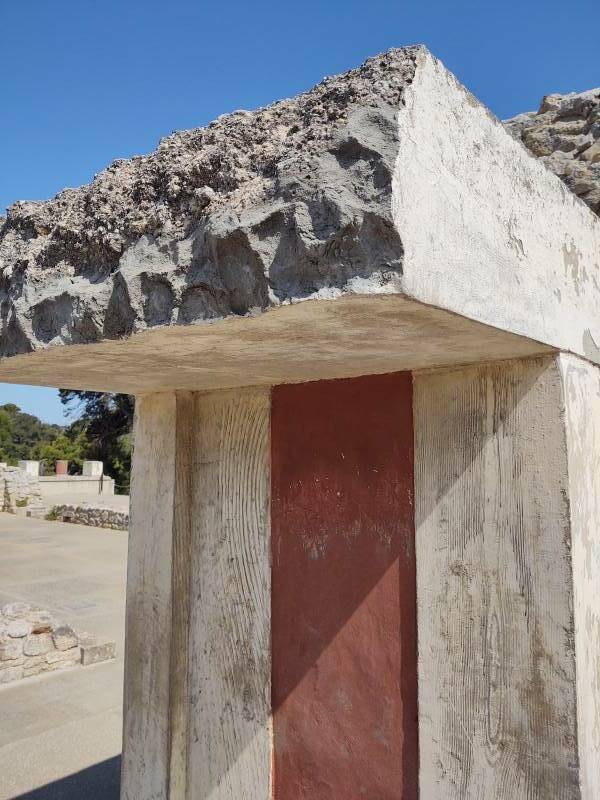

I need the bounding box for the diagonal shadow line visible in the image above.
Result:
[12,755,121,800]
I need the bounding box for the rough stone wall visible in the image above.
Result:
[0,465,42,512]
[50,503,128,531]
[0,603,81,684]
[0,602,116,685]
[505,88,600,216]
[0,48,420,356]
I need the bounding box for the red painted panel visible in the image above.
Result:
[271,372,418,800]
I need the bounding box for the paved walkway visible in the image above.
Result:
[0,513,127,799]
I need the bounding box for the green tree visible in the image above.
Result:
[0,403,64,464]
[0,409,14,463]
[35,431,88,474]
[59,391,134,494]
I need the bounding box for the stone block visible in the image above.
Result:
[81,640,116,666]
[52,625,78,651]
[17,461,40,477]
[48,657,80,671]
[7,620,30,638]
[46,647,81,665]
[23,633,53,657]
[83,460,103,477]
[0,640,23,661]
[24,655,45,667]
[0,656,24,669]
[23,663,46,678]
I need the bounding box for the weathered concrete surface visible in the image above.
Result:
[414,357,581,798]
[122,389,271,800]
[560,354,600,798]
[506,88,600,215]
[1,47,600,391]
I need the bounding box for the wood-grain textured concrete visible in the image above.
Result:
[121,388,271,800]
[560,354,600,798]
[414,357,580,799]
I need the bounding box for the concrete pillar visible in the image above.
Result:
[414,355,600,799]
[82,460,103,477]
[18,460,39,476]
[122,375,419,799]
[121,389,271,800]
[55,460,68,475]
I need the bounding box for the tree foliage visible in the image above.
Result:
[0,404,63,465]
[59,391,134,493]
[0,394,134,492]
[36,432,89,473]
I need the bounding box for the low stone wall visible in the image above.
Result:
[39,474,115,498]
[0,466,42,513]
[48,504,129,531]
[0,602,116,686]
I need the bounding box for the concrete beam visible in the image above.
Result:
[1,48,599,392]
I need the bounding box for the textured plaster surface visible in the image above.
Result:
[1,47,599,391]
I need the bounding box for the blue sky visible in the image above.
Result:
[1,0,599,423]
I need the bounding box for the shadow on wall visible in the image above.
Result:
[13,756,120,800]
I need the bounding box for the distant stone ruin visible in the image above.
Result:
[0,464,42,513]
[0,602,116,686]
[505,88,600,216]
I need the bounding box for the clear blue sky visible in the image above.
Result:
[1,0,598,423]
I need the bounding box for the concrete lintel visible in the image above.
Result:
[1,47,599,392]
[0,294,553,394]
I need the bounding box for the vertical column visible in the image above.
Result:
[271,373,418,799]
[560,353,600,797]
[121,387,271,800]
[121,392,195,800]
[186,387,271,799]
[414,357,580,799]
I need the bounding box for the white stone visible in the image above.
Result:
[17,461,40,477]
[23,633,53,657]
[82,460,103,477]
[7,620,30,638]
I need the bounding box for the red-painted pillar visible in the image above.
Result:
[271,372,418,799]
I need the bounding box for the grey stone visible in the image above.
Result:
[0,47,418,357]
[0,639,23,660]
[49,503,129,530]
[7,620,30,638]
[22,633,53,656]
[505,87,600,215]
[46,647,81,665]
[23,663,45,677]
[47,655,80,671]
[81,640,116,666]
[52,624,78,651]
